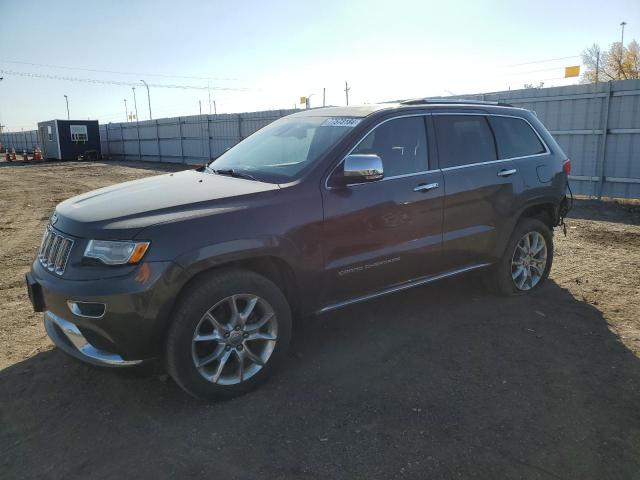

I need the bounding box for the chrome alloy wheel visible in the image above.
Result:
[191,294,278,385]
[511,231,548,291]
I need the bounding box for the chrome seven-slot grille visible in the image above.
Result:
[38,226,74,275]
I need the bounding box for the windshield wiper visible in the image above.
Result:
[212,168,258,181]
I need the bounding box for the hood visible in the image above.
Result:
[54,169,280,239]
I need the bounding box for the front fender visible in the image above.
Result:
[174,235,302,278]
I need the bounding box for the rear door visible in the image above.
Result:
[321,115,444,305]
[433,113,523,269]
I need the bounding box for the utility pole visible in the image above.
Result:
[208,81,212,115]
[213,100,217,115]
[344,81,350,106]
[323,87,326,107]
[595,46,600,83]
[140,79,152,120]
[620,21,627,46]
[64,95,70,120]
[124,98,129,122]
[199,100,202,115]
[131,87,139,121]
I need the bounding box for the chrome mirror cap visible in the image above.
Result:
[343,154,384,183]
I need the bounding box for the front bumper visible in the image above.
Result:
[28,258,187,362]
[44,311,143,367]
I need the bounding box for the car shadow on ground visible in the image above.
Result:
[1,278,639,479]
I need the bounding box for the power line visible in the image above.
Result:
[503,65,572,76]
[0,69,250,91]
[0,59,238,81]
[505,55,580,67]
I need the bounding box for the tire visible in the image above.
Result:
[485,218,554,296]
[165,269,292,400]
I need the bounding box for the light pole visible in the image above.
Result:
[124,98,129,122]
[64,95,70,120]
[131,87,139,121]
[620,21,627,46]
[305,93,315,109]
[140,80,152,120]
[0,78,3,135]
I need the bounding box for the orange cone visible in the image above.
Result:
[11,148,16,161]
[34,147,43,161]
[23,150,28,161]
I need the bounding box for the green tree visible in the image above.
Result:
[581,40,640,82]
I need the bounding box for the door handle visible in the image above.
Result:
[497,168,517,177]
[413,182,439,192]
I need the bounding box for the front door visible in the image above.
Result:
[321,115,444,305]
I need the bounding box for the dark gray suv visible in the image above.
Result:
[26,100,571,399]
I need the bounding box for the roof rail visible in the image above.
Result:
[400,98,513,107]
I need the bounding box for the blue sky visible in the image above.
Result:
[1,0,638,131]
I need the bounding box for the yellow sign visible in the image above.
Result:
[565,66,580,78]
[299,96,307,104]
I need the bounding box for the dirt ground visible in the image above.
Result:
[1,159,639,479]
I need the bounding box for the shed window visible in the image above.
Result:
[47,126,52,141]
[70,125,88,143]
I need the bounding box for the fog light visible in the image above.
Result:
[67,301,106,319]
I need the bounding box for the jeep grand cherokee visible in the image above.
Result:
[26,100,571,399]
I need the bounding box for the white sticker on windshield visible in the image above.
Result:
[321,117,361,127]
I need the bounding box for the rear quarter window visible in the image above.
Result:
[488,116,546,159]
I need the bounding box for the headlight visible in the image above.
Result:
[83,240,150,265]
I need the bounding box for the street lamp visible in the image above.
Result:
[63,95,70,120]
[620,21,627,46]
[305,93,315,109]
[124,98,129,122]
[140,80,152,120]
[0,78,4,134]
[131,87,139,122]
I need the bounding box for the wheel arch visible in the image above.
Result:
[517,201,559,229]
[494,199,559,260]
[165,254,301,331]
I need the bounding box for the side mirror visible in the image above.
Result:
[341,154,384,184]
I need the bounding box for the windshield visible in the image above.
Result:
[209,116,360,183]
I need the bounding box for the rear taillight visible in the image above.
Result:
[563,159,571,175]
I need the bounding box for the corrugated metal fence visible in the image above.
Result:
[0,129,38,152]
[98,109,297,165]
[1,80,639,198]
[442,79,640,199]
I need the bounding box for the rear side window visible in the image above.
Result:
[488,116,546,159]
[433,115,496,168]
[352,116,428,177]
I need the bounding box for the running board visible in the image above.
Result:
[317,263,491,314]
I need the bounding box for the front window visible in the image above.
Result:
[210,116,360,182]
[351,116,428,177]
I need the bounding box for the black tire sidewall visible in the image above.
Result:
[497,218,554,296]
[165,269,292,400]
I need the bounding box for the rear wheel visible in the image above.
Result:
[165,269,292,400]
[486,218,553,296]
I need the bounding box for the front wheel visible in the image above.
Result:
[487,218,554,296]
[165,269,292,400]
